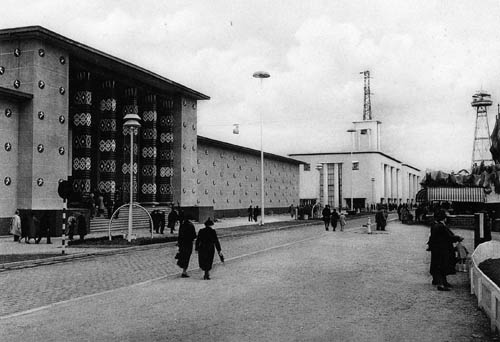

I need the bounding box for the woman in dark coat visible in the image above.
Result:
[176,218,197,277]
[428,209,462,291]
[77,214,87,241]
[322,205,331,231]
[195,218,223,280]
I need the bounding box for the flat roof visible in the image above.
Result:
[289,151,420,172]
[0,86,33,101]
[198,136,303,165]
[0,26,210,100]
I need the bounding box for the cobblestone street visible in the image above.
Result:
[0,218,496,341]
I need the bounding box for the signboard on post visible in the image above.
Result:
[57,180,71,200]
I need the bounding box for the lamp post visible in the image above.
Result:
[347,129,356,212]
[123,113,141,242]
[253,70,270,226]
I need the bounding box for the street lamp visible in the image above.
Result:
[253,71,270,226]
[347,129,356,212]
[123,113,141,242]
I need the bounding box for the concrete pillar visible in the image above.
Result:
[322,163,328,206]
[333,163,339,209]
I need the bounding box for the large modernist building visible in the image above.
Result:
[290,118,422,210]
[0,26,300,234]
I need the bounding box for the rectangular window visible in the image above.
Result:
[303,163,311,171]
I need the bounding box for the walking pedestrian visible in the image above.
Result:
[167,207,179,234]
[339,212,346,232]
[330,209,340,231]
[25,213,38,244]
[289,204,295,219]
[67,214,76,240]
[35,214,52,244]
[428,209,463,291]
[195,218,223,280]
[10,210,22,242]
[248,205,253,222]
[375,209,387,231]
[322,205,331,231]
[253,205,260,222]
[176,217,197,277]
[77,214,87,241]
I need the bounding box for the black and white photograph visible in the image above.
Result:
[1,1,500,341]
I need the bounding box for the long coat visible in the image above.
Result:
[167,210,178,229]
[428,221,461,276]
[176,220,197,269]
[10,214,21,237]
[195,226,221,271]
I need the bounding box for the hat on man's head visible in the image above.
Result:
[204,218,214,226]
[434,209,447,222]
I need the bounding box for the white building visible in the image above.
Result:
[290,119,422,210]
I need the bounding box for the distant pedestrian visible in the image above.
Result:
[330,209,340,231]
[176,217,197,277]
[10,210,22,242]
[113,190,122,219]
[25,213,38,244]
[253,205,260,223]
[196,218,223,280]
[428,209,463,291]
[322,205,331,231]
[375,209,387,231]
[36,214,52,244]
[339,212,346,232]
[159,210,166,234]
[67,215,76,240]
[289,204,295,219]
[77,214,87,241]
[248,205,253,222]
[167,207,179,234]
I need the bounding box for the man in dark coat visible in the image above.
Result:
[247,205,253,222]
[253,206,260,223]
[322,205,331,231]
[375,209,387,231]
[35,213,52,244]
[77,214,87,241]
[176,217,197,277]
[195,218,223,280]
[167,208,178,234]
[330,209,340,231]
[428,209,462,291]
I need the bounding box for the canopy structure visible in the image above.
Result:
[427,187,485,203]
[415,188,427,203]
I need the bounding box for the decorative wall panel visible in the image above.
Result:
[97,80,118,200]
[71,71,92,195]
[140,94,157,202]
[157,98,174,203]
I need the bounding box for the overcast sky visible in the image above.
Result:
[5,0,500,172]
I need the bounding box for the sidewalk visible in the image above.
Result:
[0,214,301,257]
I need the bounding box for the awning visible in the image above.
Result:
[427,187,485,203]
[415,188,427,203]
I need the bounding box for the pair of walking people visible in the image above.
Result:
[176,217,224,280]
[322,205,346,231]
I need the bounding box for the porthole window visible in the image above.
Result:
[13,80,20,88]
[38,80,45,89]
[14,48,21,57]
[4,142,12,151]
[59,56,66,64]
[38,48,45,57]
[37,178,44,186]
[59,115,65,124]
[0,66,4,75]
[4,177,11,186]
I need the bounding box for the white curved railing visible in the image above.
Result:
[470,241,500,333]
[108,203,154,241]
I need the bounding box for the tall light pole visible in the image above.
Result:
[123,113,141,242]
[347,129,356,212]
[253,70,270,226]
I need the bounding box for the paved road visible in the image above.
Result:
[0,220,496,341]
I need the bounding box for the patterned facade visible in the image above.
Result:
[0,26,209,234]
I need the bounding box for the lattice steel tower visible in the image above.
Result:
[471,91,493,167]
[360,70,372,120]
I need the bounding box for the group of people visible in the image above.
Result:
[85,190,123,220]
[247,205,261,222]
[9,210,87,243]
[176,217,224,280]
[321,205,346,231]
